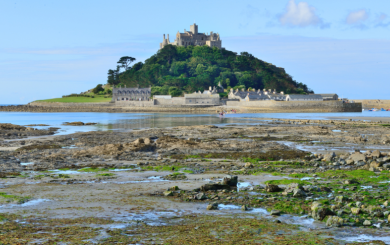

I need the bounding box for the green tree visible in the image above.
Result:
[169,87,182,97]
[117,56,136,71]
[92,84,104,94]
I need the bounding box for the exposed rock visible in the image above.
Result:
[163,191,173,196]
[363,220,372,226]
[195,192,207,200]
[207,202,218,210]
[349,152,367,163]
[222,175,238,186]
[244,162,254,169]
[270,210,281,216]
[351,208,361,215]
[265,184,281,192]
[200,183,231,192]
[241,205,248,211]
[326,216,344,227]
[293,188,306,197]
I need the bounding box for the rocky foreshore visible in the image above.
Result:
[1,119,390,243]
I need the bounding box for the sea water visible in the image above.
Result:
[0,111,389,136]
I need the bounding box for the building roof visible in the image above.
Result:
[287,94,323,99]
[185,93,220,99]
[317,94,338,97]
[153,95,171,99]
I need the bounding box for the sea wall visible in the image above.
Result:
[353,100,390,109]
[226,100,362,112]
[154,97,185,105]
[1,100,362,113]
[30,102,114,107]
[114,101,154,107]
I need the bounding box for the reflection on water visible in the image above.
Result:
[1,110,388,136]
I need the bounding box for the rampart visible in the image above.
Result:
[226,100,362,112]
[1,100,361,113]
[353,100,390,109]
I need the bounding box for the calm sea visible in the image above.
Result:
[0,111,389,136]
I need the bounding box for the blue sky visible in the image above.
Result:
[1,0,389,104]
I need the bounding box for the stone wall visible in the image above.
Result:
[30,102,114,107]
[114,101,154,107]
[226,100,362,112]
[353,100,390,109]
[154,97,185,105]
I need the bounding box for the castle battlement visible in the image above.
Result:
[160,23,222,49]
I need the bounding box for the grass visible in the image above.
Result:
[270,200,309,214]
[288,173,311,178]
[265,179,310,185]
[315,170,377,182]
[0,192,31,204]
[35,95,112,103]
[78,167,108,172]
[97,173,115,177]
[182,170,194,174]
[141,165,183,172]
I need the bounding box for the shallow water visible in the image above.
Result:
[1,111,390,137]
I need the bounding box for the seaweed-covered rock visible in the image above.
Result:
[326,216,344,227]
[265,184,281,192]
[222,175,238,186]
[207,202,218,210]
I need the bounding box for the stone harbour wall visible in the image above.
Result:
[353,100,390,109]
[226,100,362,112]
[0,100,362,113]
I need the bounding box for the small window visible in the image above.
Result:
[189,100,192,103]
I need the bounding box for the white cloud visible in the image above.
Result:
[346,9,369,25]
[279,0,323,27]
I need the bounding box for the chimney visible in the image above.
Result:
[209,86,212,91]
[137,84,139,89]
[281,91,284,95]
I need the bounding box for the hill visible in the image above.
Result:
[115,45,312,96]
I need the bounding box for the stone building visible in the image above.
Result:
[228,88,285,101]
[203,82,224,95]
[160,23,222,49]
[318,94,339,101]
[184,93,220,105]
[285,94,323,101]
[112,85,151,102]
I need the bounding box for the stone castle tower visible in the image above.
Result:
[160,23,222,49]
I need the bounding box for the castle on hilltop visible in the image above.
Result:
[160,23,222,49]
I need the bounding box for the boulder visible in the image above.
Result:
[335,196,346,203]
[326,216,344,227]
[195,192,207,200]
[351,208,361,215]
[320,186,332,192]
[244,162,254,169]
[285,183,303,193]
[293,188,307,197]
[241,205,248,211]
[370,161,382,168]
[265,184,281,192]
[222,175,238,186]
[344,179,359,185]
[363,220,372,226]
[200,184,231,192]
[349,152,367,164]
[163,191,173,196]
[371,150,381,158]
[368,205,382,214]
[312,207,332,221]
[207,202,218,210]
[270,210,281,216]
